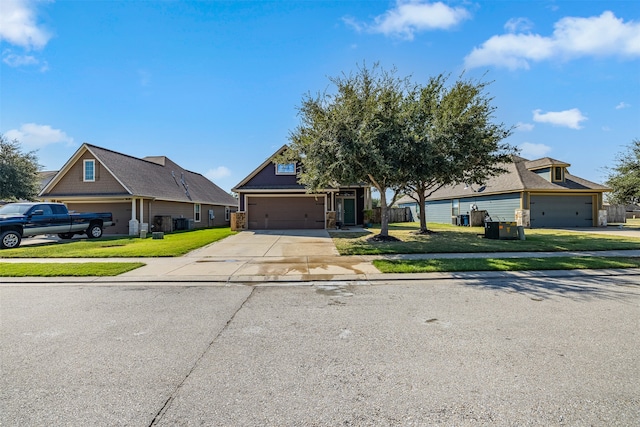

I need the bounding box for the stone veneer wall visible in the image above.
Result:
[326,211,336,229]
[231,212,246,231]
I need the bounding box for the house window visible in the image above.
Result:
[83,159,95,182]
[276,162,296,175]
[194,203,201,222]
[452,199,459,216]
[553,167,564,182]
[225,206,230,221]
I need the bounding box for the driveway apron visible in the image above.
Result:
[120,229,378,281]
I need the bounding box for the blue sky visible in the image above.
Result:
[1,0,639,193]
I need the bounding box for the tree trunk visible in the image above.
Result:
[418,190,428,233]
[378,187,389,237]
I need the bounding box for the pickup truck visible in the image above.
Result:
[0,202,113,249]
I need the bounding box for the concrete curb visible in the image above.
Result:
[2,268,639,285]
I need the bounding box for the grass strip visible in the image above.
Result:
[0,227,236,258]
[373,257,640,273]
[331,223,640,255]
[0,262,146,277]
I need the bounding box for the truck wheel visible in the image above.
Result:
[58,233,74,240]
[1,230,22,249]
[87,223,103,239]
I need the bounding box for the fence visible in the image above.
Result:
[372,207,412,223]
[605,205,626,223]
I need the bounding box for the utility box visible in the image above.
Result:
[485,221,519,240]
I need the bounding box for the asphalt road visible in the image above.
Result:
[2,274,639,426]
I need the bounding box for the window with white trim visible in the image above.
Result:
[194,203,201,222]
[83,159,95,182]
[225,206,230,221]
[276,162,296,175]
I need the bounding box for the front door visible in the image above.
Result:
[343,198,356,225]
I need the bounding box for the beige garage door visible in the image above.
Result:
[247,196,325,229]
[66,202,131,235]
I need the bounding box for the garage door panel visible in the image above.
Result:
[248,197,325,229]
[530,195,593,228]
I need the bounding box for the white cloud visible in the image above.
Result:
[515,122,534,132]
[347,1,471,40]
[519,142,552,159]
[615,102,630,110]
[2,49,48,70]
[205,166,231,181]
[504,17,533,33]
[465,11,640,70]
[4,123,74,149]
[532,108,587,129]
[0,0,52,50]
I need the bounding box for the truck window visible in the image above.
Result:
[34,205,54,216]
[51,204,68,215]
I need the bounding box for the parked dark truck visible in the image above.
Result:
[0,202,113,249]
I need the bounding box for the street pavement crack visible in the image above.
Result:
[148,286,256,426]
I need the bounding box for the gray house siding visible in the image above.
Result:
[425,200,453,224]
[424,193,522,224]
[463,193,521,222]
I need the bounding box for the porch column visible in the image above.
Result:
[131,198,137,221]
[139,198,144,224]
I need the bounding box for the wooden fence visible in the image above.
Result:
[605,205,626,223]
[372,207,412,223]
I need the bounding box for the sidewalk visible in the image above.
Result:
[2,249,640,284]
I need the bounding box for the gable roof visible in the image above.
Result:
[525,157,571,170]
[399,155,609,203]
[232,145,292,191]
[40,144,237,206]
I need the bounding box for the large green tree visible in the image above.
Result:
[285,64,409,238]
[400,75,515,233]
[606,139,640,205]
[0,134,41,201]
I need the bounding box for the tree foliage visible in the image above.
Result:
[0,134,41,201]
[285,64,409,237]
[606,139,640,205]
[284,64,514,238]
[400,74,515,233]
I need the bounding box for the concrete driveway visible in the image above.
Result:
[194,229,340,257]
[121,229,379,281]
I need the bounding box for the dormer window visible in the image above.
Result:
[83,159,95,182]
[276,162,296,175]
[553,166,564,182]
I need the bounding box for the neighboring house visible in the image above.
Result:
[397,156,610,228]
[39,144,238,235]
[232,145,372,229]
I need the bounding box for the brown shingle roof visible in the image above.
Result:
[420,156,609,201]
[42,144,237,206]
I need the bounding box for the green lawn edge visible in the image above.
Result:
[373,257,640,273]
[0,227,236,258]
[330,223,640,255]
[0,262,146,277]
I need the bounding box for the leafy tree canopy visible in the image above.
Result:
[606,139,640,205]
[284,63,409,237]
[0,134,41,201]
[400,74,516,233]
[283,63,514,238]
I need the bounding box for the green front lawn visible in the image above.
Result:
[0,227,236,258]
[0,262,146,276]
[374,256,640,273]
[331,223,640,255]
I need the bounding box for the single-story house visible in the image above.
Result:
[39,143,238,235]
[397,156,610,228]
[232,145,372,229]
